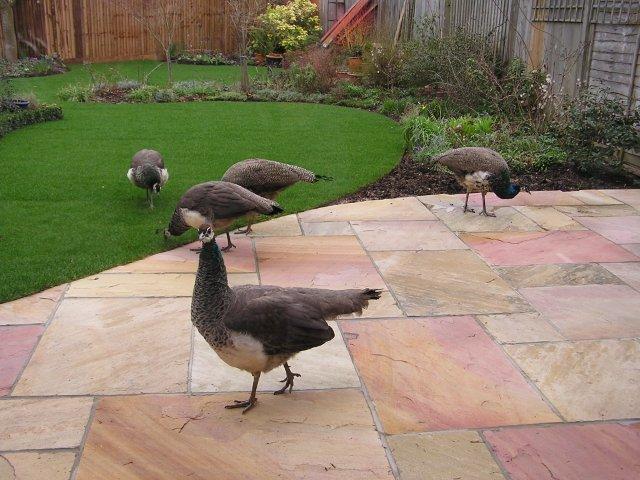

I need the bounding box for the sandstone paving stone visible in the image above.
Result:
[494,263,622,288]
[431,206,541,232]
[248,214,302,236]
[351,220,468,251]
[342,317,559,434]
[477,312,564,344]
[301,221,353,236]
[601,189,640,206]
[13,297,191,395]
[0,452,76,480]
[75,390,393,480]
[0,325,45,396]
[513,206,584,230]
[576,215,640,244]
[505,339,640,421]
[463,190,584,207]
[0,397,93,450]
[298,197,435,222]
[601,262,640,291]
[388,431,505,480]
[556,204,639,217]
[371,250,531,316]
[0,285,65,325]
[569,189,623,205]
[484,422,640,480]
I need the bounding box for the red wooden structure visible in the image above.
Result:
[320,0,378,47]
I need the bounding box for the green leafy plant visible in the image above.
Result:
[252,0,322,53]
[553,88,640,173]
[176,51,235,66]
[0,104,63,139]
[126,85,161,103]
[57,83,93,102]
[361,42,404,89]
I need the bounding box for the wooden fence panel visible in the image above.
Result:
[1,0,236,62]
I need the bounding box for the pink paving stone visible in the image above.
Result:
[576,216,640,245]
[0,325,45,395]
[602,189,640,206]
[342,317,559,434]
[484,423,640,480]
[622,244,640,256]
[461,190,585,207]
[519,284,640,339]
[461,230,639,266]
[255,236,387,289]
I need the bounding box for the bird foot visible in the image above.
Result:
[221,243,237,252]
[190,247,203,253]
[479,211,496,217]
[463,207,475,214]
[274,371,301,395]
[225,397,257,414]
[235,226,253,235]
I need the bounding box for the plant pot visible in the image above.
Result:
[254,53,266,66]
[13,100,30,109]
[346,56,363,73]
[336,70,361,83]
[266,53,284,68]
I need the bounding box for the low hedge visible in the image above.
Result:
[0,105,63,139]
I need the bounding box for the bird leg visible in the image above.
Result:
[221,232,237,252]
[225,372,260,414]
[235,224,253,235]
[463,190,475,214]
[479,190,496,217]
[274,362,301,395]
[146,189,154,209]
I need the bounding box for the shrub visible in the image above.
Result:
[176,51,235,66]
[172,80,221,98]
[58,84,93,102]
[379,97,413,118]
[212,91,248,102]
[403,114,450,160]
[0,55,67,78]
[253,0,322,53]
[0,105,63,139]
[285,48,338,93]
[154,89,177,103]
[116,79,142,90]
[361,43,404,89]
[553,88,640,173]
[126,85,161,103]
[0,79,16,112]
[488,132,567,173]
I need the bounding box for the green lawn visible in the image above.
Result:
[0,62,403,302]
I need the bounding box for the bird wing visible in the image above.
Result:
[131,149,164,169]
[222,159,316,194]
[436,148,507,176]
[225,286,379,356]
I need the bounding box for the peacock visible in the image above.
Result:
[192,226,381,413]
[162,181,282,251]
[127,149,169,209]
[221,158,332,233]
[434,147,526,216]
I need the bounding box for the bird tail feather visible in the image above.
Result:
[361,288,382,300]
[314,174,334,182]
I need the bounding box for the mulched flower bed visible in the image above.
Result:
[334,155,640,204]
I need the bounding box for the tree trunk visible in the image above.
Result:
[166,48,173,85]
[240,55,249,92]
[1,4,18,62]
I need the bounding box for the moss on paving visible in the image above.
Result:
[0,62,403,302]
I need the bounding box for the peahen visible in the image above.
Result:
[127,149,169,209]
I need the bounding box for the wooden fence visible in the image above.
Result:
[2,0,237,62]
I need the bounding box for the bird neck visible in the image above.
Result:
[489,170,518,199]
[192,240,233,331]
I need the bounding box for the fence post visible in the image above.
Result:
[442,0,451,36]
[578,0,594,89]
[506,0,520,60]
[626,28,640,114]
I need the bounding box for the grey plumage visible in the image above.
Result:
[164,181,283,251]
[434,147,522,216]
[127,149,169,208]
[222,159,332,234]
[192,230,381,413]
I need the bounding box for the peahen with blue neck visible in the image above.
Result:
[192,226,381,413]
[434,147,527,216]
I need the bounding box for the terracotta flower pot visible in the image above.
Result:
[266,53,284,68]
[254,53,266,66]
[346,56,363,73]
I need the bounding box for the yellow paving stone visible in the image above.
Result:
[432,206,541,232]
[0,397,93,450]
[514,206,585,230]
[0,285,66,325]
[248,214,302,236]
[351,220,467,251]
[301,221,354,235]
[569,190,623,205]
[389,431,505,480]
[298,197,435,222]
[495,263,622,288]
[556,204,639,217]
[477,312,564,344]
[13,298,191,396]
[0,452,76,480]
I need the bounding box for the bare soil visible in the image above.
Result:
[334,155,640,204]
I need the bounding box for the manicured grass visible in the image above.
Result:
[0,62,403,302]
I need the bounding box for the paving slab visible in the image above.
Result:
[463,190,585,207]
[13,298,191,395]
[0,325,44,396]
[0,397,93,450]
[556,204,638,217]
[601,189,640,206]
[256,236,386,289]
[351,220,468,250]
[506,339,640,421]
[0,285,65,325]
[462,230,639,265]
[248,214,302,236]
[514,206,585,230]
[75,391,392,480]
[191,322,360,392]
[301,221,353,236]
[484,422,640,480]
[66,272,258,297]
[576,215,640,244]
[372,250,531,315]
[342,317,559,434]
[569,189,623,205]
[519,284,640,339]
[432,206,541,232]
[602,262,640,291]
[494,263,622,288]
[298,197,435,222]
[0,452,76,480]
[477,312,564,344]
[389,431,504,480]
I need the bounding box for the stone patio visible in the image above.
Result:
[1,189,640,480]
